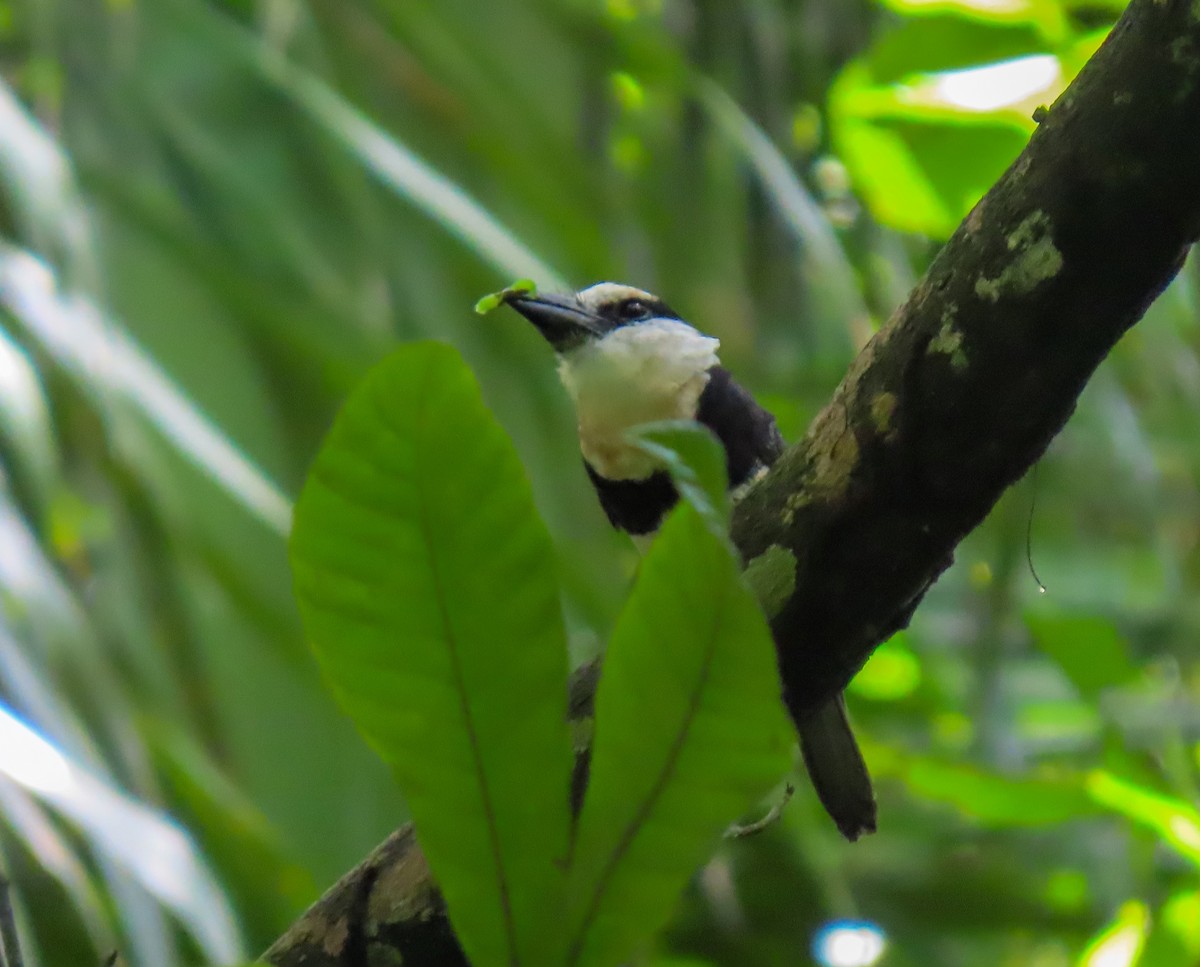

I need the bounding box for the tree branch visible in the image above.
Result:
[262,1,1200,961]
[261,826,466,966]
[732,0,1200,720]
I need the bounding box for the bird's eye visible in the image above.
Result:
[618,299,651,321]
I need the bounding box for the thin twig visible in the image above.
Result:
[725,784,795,839]
[1025,462,1047,594]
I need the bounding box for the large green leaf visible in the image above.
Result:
[289,342,573,967]
[565,503,793,967]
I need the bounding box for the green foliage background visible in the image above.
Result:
[0,0,1197,964]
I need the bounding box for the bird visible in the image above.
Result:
[503,281,876,841]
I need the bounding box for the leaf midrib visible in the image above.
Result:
[415,387,520,967]
[565,580,728,966]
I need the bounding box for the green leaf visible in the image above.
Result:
[1026,613,1137,700]
[1085,772,1200,867]
[565,504,792,967]
[289,342,574,967]
[900,757,1099,825]
[474,278,538,315]
[627,420,730,533]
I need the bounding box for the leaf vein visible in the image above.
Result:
[414,386,521,967]
[566,579,729,965]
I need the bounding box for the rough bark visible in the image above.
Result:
[261,826,467,967]
[263,1,1200,962]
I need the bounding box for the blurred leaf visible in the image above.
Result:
[1085,772,1200,867]
[0,246,292,535]
[149,723,313,938]
[1062,0,1127,10]
[180,3,569,291]
[1077,900,1147,967]
[0,326,58,514]
[0,76,95,278]
[830,14,1118,236]
[0,705,243,962]
[877,0,1069,43]
[289,342,573,967]
[265,57,568,291]
[1026,613,1138,700]
[898,756,1100,825]
[0,484,122,708]
[566,504,793,967]
[1043,868,1091,913]
[848,634,922,701]
[695,79,867,330]
[1139,890,1200,965]
[865,16,1053,81]
[830,57,1040,237]
[829,7,1117,237]
[1016,699,1102,747]
[0,778,108,945]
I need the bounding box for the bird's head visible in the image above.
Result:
[503,282,683,352]
[503,282,721,480]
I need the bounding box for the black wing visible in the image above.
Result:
[695,366,784,488]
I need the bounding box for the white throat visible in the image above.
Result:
[557,319,720,480]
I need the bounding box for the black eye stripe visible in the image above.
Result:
[620,299,649,319]
[603,297,678,323]
[586,291,681,325]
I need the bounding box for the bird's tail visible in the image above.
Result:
[797,694,877,840]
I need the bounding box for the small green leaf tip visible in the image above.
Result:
[474,278,538,315]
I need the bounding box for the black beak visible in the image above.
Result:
[505,293,602,351]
